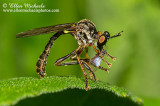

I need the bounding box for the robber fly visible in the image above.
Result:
[17,19,123,90]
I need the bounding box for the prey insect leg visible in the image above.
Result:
[36,31,63,78]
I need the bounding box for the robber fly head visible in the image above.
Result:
[97,31,123,51]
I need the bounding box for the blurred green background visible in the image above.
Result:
[0,0,160,105]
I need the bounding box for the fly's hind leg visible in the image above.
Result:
[57,46,90,90]
[55,58,97,82]
[82,61,97,81]
[36,31,64,78]
[55,46,93,90]
[54,46,81,66]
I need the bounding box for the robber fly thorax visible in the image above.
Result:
[17,19,123,90]
[70,20,98,46]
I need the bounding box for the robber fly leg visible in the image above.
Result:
[55,46,81,66]
[82,61,97,81]
[55,51,76,66]
[69,47,88,60]
[92,44,99,54]
[101,57,112,68]
[98,66,109,72]
[76,46,90,91]
[36,31,64,78]
[85,47,89,59]
[77,57,89,91]
[55,58,97,81]
[106,52,116,61]
[101,49,116,61]
[84,47,97,80]
[90,61,109,72]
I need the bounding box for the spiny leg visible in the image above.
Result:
[71,47,95,78]
[36,31,64,78]
[76,46,90,90]
[56,58,97,81]
[69,47,88,60]
[85,47,93,79]
[55,46,81,66]
[103,31,123,60]
[55,46,90,90]
[55,59,97,81]
[55,61,78,66]
[103,50,116,61]
[92,44,99,54]
[82,61,97,81]
[98,66,109,72]
[90,61,109,72]
[101,57,112,68]
[107,53,116,61]
[93,43,116,62]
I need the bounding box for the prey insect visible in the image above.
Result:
[17,19,123,90]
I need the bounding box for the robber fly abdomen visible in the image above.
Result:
[17,19,123,90]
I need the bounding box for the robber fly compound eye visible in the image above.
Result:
[103,31,110,39]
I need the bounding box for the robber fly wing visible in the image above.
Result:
[16,23,76,38]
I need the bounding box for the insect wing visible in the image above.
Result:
[16,23,75,38]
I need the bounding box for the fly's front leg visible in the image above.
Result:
[107,53,116,61]
[69,47,88,60]
[92,44,99,54]
[91,62,109,72]
[98,66,109,72]
[101,57,112,68]
[103,50,116,61]
[36,31,64,78]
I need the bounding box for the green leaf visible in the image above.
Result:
[0,76,143,106]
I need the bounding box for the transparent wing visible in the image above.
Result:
[16,23,75,38]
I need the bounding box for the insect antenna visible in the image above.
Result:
[110,30,123,38]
